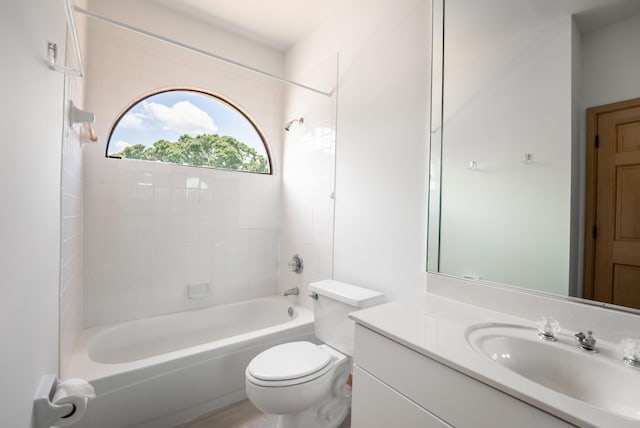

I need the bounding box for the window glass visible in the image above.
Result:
[107,90,271,174]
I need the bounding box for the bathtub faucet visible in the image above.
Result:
[283,287,299,296]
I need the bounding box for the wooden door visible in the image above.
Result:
[585,98,640,309]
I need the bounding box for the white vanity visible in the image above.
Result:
[349,274,640,428]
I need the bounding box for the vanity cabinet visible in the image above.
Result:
[351,325,574,428]
[351,365,452,427]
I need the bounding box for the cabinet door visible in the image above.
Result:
[351,366,453,428]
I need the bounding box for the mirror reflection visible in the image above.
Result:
[431,0,640,310]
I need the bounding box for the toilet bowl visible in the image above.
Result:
[245,280,384,428]
[246,342,351,428]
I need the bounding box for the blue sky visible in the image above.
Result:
[108,90,266,155]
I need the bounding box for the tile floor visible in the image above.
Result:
[178,399,351,428]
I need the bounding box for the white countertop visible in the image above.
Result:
[349,292,640,428]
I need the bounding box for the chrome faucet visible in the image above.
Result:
[283,287,299,296]
[575,330,598,352]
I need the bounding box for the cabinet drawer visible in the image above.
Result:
[354,325,573,428]
[351,366,452,428]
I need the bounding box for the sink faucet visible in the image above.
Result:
[283,287,299,296]
[575,330,598,352]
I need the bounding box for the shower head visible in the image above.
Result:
[284,117,304,131]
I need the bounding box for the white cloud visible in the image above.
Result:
[141,100,217,136]
[112,140,132,151]
[119,112,145,129]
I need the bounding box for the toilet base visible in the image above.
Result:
[276,399,349,428]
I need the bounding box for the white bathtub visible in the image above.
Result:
[67,296,315,428]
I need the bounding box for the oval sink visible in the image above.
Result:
[465,323,640,421]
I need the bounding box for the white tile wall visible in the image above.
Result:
[82,158,282,327]
[82,19,285,327]
[60,94,84,375]
[60,6,88,376]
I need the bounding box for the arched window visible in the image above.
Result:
[106,89,271,174]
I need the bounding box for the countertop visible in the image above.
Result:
[349,292,640,428]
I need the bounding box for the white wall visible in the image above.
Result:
[581,12,640,108]
[86,0,282,76]
[439,12,573,295]
[0,0,64,425]
[437,2,640,298]
[285,0,431,300]
[82,6,285,327]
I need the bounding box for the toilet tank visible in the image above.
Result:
[309,280,384,356]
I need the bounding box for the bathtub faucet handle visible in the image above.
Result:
[288,254,304,274]
[284,287,299,296]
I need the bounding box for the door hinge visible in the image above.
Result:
[592,225,598,239]
[595,135,599,149]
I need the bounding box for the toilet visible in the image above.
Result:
[245,280,384,428]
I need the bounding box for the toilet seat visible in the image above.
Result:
[247,342,334,387]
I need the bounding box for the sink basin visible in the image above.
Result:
[465,323,640,421]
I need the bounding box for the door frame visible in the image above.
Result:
[584,97,640,300]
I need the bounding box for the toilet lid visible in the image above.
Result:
[247,341,333,381]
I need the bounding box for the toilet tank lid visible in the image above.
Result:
[309,280,384,308]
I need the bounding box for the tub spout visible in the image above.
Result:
[284,287,299,296]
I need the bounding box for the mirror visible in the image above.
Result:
[429,0,640,311]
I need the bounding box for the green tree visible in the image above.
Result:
[118,143,151,160]
[111,134,269,173]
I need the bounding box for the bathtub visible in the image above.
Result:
[66,296,315,428]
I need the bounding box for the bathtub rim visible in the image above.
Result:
[66,295,313,382]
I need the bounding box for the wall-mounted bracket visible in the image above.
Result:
[69,100,94,126]
[69,101,98,142]
[47,0,84,77]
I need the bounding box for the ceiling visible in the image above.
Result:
[151,0,343,51]
[146,0,640,54]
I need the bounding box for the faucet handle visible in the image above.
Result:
[620,338,640,368]
[536,317,560,341]
[288,254,304,274]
